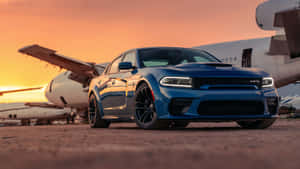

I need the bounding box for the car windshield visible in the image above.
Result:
[138,48,221,68]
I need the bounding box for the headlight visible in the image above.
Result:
[160,77,192,88]
[262,77,274,88]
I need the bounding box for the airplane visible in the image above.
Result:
[279,95,300,114]
[17,0,300,120]
[0,103,74,126]
[18,45,108,119]
[0,88,75,126]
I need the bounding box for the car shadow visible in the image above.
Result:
[110,126,244,132]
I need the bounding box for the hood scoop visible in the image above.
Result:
[174,62,233,69]
[203,63,232,67]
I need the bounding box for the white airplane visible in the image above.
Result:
[0,103,73,126]
[0,88,74,125]
[18,0,300,120]
[17,45,108,119]
[280,95,300,114]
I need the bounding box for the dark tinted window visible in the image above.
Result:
[139,48,220,68]
[109,57,122,74]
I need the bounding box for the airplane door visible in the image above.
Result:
[242,48,252,67]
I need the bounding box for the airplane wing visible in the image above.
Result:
[19,44,102,85]
[24,102,64,109]
[0,87,42,96]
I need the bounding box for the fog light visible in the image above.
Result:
[169,99,193,115]
[266,97,279,115]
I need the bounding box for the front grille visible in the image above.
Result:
[193,78,262,89]
[198,100,265,116]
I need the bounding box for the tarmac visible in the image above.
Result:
[1,119,300,169]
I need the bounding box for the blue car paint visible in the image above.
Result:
[89,47,279,122]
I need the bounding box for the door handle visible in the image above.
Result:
[111,80,116,85]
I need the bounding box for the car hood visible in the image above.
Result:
[147,63,269,78]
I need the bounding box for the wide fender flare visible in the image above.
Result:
[137,74,169,117]
[88,85,105,116]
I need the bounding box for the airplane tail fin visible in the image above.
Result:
[274,8,300,59]
[256,0,300,59]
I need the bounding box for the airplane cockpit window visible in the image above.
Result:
[49,80,54,93]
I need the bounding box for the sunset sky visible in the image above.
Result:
[0,0,274,103]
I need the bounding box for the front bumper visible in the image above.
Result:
[154,86,279,121]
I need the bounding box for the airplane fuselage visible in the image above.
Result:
[0,104,72,125]
[45,71,89,109]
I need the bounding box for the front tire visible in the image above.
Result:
[236,119,276,129]
[88,94,110,128]
[134,83,169,129]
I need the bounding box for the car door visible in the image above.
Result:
[120,51,138,116]
[100,56,127,116]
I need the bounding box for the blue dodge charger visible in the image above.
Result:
[88,47,279,129]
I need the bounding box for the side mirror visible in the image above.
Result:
[119,62,134,70]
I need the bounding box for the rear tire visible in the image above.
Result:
[88,94,110,128]
[237,119,276,129]
[134,83,169,129]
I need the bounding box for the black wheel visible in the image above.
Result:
[88,94,110,128]
[170,121,190,129]
[236,119,276,129]
[134,83,169,129]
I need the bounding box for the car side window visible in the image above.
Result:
[109,57,122,74]
[123,51,136,66]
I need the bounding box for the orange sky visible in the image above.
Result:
[0,0,273,103]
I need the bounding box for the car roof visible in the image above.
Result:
[122,47,199,54]
[136,47,193,51]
